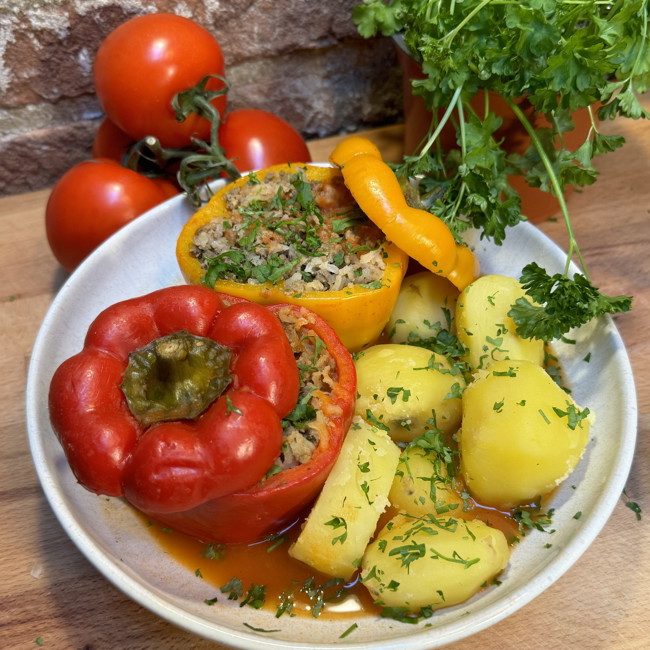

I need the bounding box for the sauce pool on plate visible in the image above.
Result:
[139,497,521,621]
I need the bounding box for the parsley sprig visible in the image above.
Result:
[509,262,633,341]
[354,0,643,339]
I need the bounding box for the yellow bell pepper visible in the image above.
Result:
[330,137,479,291]
[176,163,408,351]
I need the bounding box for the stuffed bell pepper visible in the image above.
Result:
[49,285,356,543]
[176,163,409,351]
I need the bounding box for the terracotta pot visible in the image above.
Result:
[396,44,594,223]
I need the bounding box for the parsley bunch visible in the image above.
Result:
[354,0,646,340]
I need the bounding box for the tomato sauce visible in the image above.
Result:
[141,511,380,620]
[140,488,525,621]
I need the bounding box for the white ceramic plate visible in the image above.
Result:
[26,187,637,649]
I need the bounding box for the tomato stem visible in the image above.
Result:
[124,74,241,206]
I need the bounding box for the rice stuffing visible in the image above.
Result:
[191,166,388,293]
[272,306,340,471]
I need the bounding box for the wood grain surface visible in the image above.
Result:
[1,109,648,649]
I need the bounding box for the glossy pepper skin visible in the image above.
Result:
[330,137,479,291]
[154,302,358,544]
[175,163,409,351]
[48,286,300,516]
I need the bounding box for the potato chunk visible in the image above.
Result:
[387,272,459,344]
[460,359,592,508]
[289,417,400,579]
[456,274,544,372]
[355,344,465,443]
[389,444,464,517]
[361,514,509,611]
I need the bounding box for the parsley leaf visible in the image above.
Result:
[509,262,632,340]
[354,0,643,338]
[324,516,348,544]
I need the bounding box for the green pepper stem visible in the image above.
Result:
[121,330,232,426]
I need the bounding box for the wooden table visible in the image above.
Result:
[1,112,648,649]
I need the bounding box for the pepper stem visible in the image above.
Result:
[121,330,232,426]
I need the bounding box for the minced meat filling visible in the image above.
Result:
[273,306,340,472]
[191,167,388,293]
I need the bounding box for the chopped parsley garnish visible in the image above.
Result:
[513,506,555,534]
[364,409,390,431]
[220,577,244,600]
[339,622,359,638]
[624,490,643,521]
[240,584,267,609]
[332,210,366,233]
[401,327,471,376]
[282,388,317,429]
[295,576,347,618]
[360,480,373,505]
[225,394,243,415]
[626,501,643,520]
[275,591,295,618]
[359,280,384,290]
[324,516,348,545]
[387,386,411,404]
[199,168,383,290]
[242,623,280,633]
[379,605,434,624]
[203,543,225,560]
[552,402,591,430]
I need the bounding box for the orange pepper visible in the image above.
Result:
[447,242,481,292]
[176,163,408,351]
[330,137,479,290]
[328,135,383,162]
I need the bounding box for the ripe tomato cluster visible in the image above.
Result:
[46,13,311,273]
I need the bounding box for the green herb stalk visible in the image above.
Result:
[353,0,647,340]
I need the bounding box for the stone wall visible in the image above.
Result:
[0,0,402,196]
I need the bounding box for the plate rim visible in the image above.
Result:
[25,191,638,649]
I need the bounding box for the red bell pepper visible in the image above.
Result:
[49,285,357,543]
[154,302,358,543]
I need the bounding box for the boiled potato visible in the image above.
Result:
[460,359,592,508]
[456,274,544,372]
[387,272,459,344]
[389,444,464,516]
[289,417,400,579]
[361,514,509,611]
[355,344,465,443]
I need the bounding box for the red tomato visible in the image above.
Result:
[92,117,134,163]
[45,160,171,272]
[93,14,227,148]
[219,109,312,172]
[150,176,181,199]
